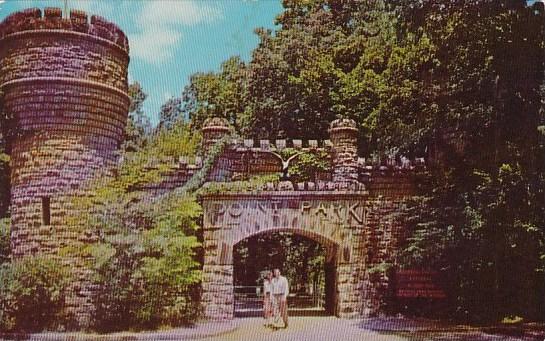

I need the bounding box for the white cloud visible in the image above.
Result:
[69,0,114,17]
[139,1,222,27]
[128,1,223,64]
[129,27,180,64]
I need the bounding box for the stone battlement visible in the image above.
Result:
[141,152,423,173]
[234,137,331,151]
[0,7,129,53]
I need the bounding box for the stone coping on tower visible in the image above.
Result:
[328,117,359,133]
[0,76,131,103]
[199,178,412,194]
[0,7,129,54]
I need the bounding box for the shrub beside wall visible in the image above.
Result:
[0,218,9,265]
[0,256,71,332]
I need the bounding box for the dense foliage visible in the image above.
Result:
[0,218,9,265]
[183,56,250,132]
[124,82,152,152]
[387,0,545,322]
[281,148,330,183]
[234,232,327,296]
[159,97,184,130]
[69,122,204,332]
[182,0,545,323]
[0,256,70,332]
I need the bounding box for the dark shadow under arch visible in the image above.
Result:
[232,228,340,317]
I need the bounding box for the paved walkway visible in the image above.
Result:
[199,317,405,341]
[2,317,542,341]
[198,317,545,341]
[0,321,237,341]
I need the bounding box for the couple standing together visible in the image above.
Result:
[263,268,289,328]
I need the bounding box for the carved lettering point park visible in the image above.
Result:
[200,186,410,320]
[207,199,366,230]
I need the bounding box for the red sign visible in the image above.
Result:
[395,269,446,299]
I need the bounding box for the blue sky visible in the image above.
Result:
[0,0,283,124]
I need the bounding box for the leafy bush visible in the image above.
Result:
[88,196,202,332]
[0,256,70,332]
[198,174,281,195]
[0,218,9,265]
[68,122,207,332]
[280,148,330,183]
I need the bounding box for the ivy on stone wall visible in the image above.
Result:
[197,174,280,195]
[66,122,204,331]
[178,134,233,195]
[0,218,9,265]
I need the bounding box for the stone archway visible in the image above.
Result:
[201,191,369,320]
[232,228,340,317]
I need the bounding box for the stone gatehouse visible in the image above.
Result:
[197,118,418,320]
[0,7,421,326]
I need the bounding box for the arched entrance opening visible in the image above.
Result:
[232,230,339,317]
[201,193,372,320]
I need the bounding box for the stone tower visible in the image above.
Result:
[201,117,232,154]
[329,118,359,182]
[0,7,129,325]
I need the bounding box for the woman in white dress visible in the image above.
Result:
[263,270,273,326]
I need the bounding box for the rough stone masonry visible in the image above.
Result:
[198,117,419,320]
[0,7,422,328]
[0,7,130,328]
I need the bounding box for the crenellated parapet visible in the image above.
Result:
[0,8,130,95]
[0,7,129,53]
[138,118,424,196]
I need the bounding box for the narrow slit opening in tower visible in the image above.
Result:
[42,196,51,225]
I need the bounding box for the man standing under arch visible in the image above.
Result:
[272,268,290,328]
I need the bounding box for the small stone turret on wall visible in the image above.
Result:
[0,7,130,328]
[201,117,232,155]
[329,118,359,182]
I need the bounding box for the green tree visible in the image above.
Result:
[124,82,152,152]
[69,122,204,331]
[386,0,545,322]
[0,256,70,332]
[246,0,394,150]
[158,97,184,130]
[182,56,250,132]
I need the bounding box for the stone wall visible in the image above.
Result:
[0,7,129,328]
[0,8,417,324]
[195,118,419,321]
[200,188,410,320]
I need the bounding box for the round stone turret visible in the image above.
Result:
[329,118,359,182]
[202,117,232,154]
[0,7,130,327]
